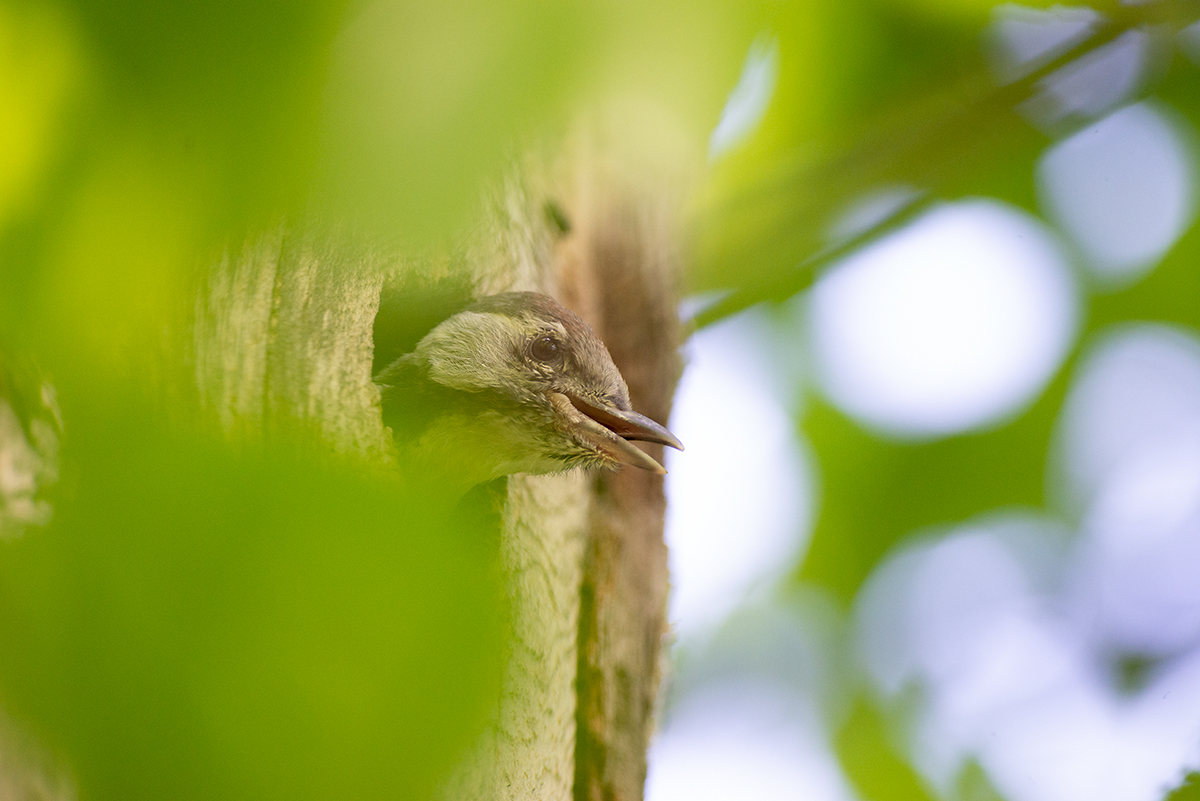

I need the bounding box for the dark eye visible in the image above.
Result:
[530,335,562,363]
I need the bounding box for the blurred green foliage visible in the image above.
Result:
[837,698,938,801]
[3,0,1200,797]
[0,397,503,799]
[1168,773,1200,801]
[670,2,1200,801]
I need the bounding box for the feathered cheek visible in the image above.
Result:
[526,362,558,383]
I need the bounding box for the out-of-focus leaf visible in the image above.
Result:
[0,1,80,228]
[1167,772,1200,801]
[690,0,1198,327]
[797,370,1073,605]
[877,0,1060,26]
[316,0,593,245]
[32,142,209,376]
[0,398,502,801]
[316,0,767,246]
[62,0,346,222]
[835,697,936,801]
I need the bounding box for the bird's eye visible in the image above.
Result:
[530,335,562,363]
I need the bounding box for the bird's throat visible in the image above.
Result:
[396,407,576,496]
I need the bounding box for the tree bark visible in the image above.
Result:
[194,225,393,461]
[0,359,71,801]
[552,148,683,801]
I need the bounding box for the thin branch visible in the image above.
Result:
[692,0,1200,328]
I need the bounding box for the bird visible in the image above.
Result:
[374,291,682,495]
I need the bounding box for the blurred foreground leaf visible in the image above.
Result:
[0,400,502,801]
[836,697,936,801]
[1168,773,1200,801]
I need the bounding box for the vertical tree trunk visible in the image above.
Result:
[553,147,684,801]
[0,359,72,801]
[439,144,684,801]
[194,226,393,461]
[437,169,592,801]
[438,471,589,801]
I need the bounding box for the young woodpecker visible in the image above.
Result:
[375,292,682,493]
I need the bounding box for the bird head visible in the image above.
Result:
[378,292,682,488]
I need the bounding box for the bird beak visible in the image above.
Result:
[551,392,684,474]
[566,394,684,451]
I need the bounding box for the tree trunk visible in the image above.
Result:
[189,140,684,801]
[552,147,683,801]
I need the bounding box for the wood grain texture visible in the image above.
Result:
[438,168,591,801]
[0,364,71,801]
[0,709,73,801]
[553,142,685,801]
[442,472,588,801]
[194,226,393,462]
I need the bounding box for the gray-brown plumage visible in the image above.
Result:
[374,291,681,493]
